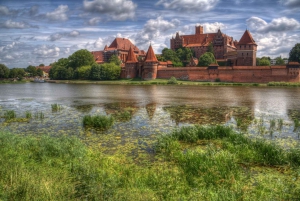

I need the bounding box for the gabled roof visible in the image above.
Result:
[126,46,138,63]
[107,38,140,52]
[144,45,158,62]
[91,51,104,63]
[238,30,256,45]
[36,66,51,73]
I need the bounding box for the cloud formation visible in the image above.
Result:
[0,20,38,29]
[33,45,60,58]
[83,0,137,21]
[46,5,69,21]
[280,0,300,7]
[48,31,80,41]
[156,0,219,12]
[247,17,300,33]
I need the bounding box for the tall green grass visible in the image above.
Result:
[4,110,16,120]
[83,115,114,130]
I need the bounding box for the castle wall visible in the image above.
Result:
[157,66,299,83]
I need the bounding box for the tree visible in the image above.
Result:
[259,58,270,66]
[275,56,285,65]
[75,65,91,79]
[39,64,45,67]
[68,49,95,70]
[198,52,217,67]
[161,48,183,67]
[37,68,43,76]
[0,64,10,78]
[109,54,121,66]
[9,68,25,79]
[90,63,121,80]
[26,65,37,77]
[289,43,300,63]
[176,47,193,62]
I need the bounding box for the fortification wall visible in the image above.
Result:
[157,66,299,83]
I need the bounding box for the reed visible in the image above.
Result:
[4,110,16,120]
[51,103,61,112]
[25,111,32,119]
[83,115,114,130]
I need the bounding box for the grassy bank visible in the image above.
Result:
[0,125,299,200]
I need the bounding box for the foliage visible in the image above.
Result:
[160,48,183,67]
[68,49,95,70]
[36,68,43,76]
[259,58,271,66]
[289,43,300,63]
[39,64,45,67]
[75,65,91,79]
[90,63,121,80]
[176,47,193,62]
[26,65,37,77]
[167,76,178,84]
[49,65,74,80]
[198,52,217,67]
[51,104,62,112]
[109,54,121,66]
[4,110,16,120]
[9,68,25,79]
[0,64,10,78]
[275,56,285,65]
[83,115,114,130]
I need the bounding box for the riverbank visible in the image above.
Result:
[46,79,300,87]
[0,125,299,200]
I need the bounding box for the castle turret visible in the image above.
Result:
[142,45,158,80]
[125,46,138,78]
[236,30,257,66]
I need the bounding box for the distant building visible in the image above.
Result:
[36,66,52,78]
[270,58,288,65]
[170,26,257,66]
[91,38,146,64]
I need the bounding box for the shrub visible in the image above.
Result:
[167,76,178,84]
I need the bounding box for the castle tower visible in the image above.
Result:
[195,25,204,35]
[125,46,138,78]
[236,30,257,66]
[142,44,158,80]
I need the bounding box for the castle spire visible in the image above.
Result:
[126,46,138,63]
[238,30,256,45]
[144,44,158,62]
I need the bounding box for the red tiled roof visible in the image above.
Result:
[126,46,138,63]
[288,62,300,65]
[91,51,104,63]
[36,66,51,73]
[144,45,158,62]
[107,38,140,52]
[181,33,216,47]
[238,30,256,45]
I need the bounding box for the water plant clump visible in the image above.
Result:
[34,111,44,119]
[25,111,32,119]
[51,103,62,112]
[167,76,178,84]
[4,110,16,120]
[83,115,114,130]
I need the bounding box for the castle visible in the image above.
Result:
[91,25,299,83]
[171,26,257,66]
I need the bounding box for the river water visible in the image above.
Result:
[1,83,300,153]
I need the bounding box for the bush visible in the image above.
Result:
[167,76,178,84]
[83,115,114,130]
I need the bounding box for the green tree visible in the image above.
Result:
[198,52,217,67]
[75,65,91,79]
[90,63,121,80]
[39,64,45,67]
[259,59,271,66]
[275,56,285,65]
[68,49,95,70]
[207,43,214,54]
[109,54,121,66]
[176,47,193,62]
[289,43,300,63]
[0,64,10,78]
[37,68,43,77]
[26,65,37,77]
[161,48,183,67]
[9,68,25,79]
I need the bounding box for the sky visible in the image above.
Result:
[0,0,299,68]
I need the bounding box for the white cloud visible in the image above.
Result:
[0,6,10,15]
[48,33,63,41]
[0,20,38,29]
[69,30,80,37]
[201,22,226,33]
[83,0,137,21]
[46,5,69,21]
[88,17,101,25]
[247,17,300,33]
[156,0,219,12]
[33,45,60,58]
[280,0,300,7]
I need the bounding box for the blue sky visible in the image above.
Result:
[0,0,299,68]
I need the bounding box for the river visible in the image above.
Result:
[1,83,299,153]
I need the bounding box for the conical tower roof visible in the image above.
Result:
[144,45,158,62]
[238,30,256,45]
[126,46,138,63]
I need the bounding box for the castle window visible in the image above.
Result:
[242,53,243,56]
[247,53,248,56]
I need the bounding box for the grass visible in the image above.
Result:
[4,110,16,120]
[51,103,62,112]
[83,115,114,130]
[268,82,300,87]
[34,111,45,119]
[0,125,299,200]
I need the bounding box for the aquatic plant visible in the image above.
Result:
[4,110,16,120]
[277,118,284,131]
[83,115,114,130]
[34,111,44,119]
[51,103,61,112]
[25,111,32,119]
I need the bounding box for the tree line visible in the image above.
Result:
[0,64,43,79]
